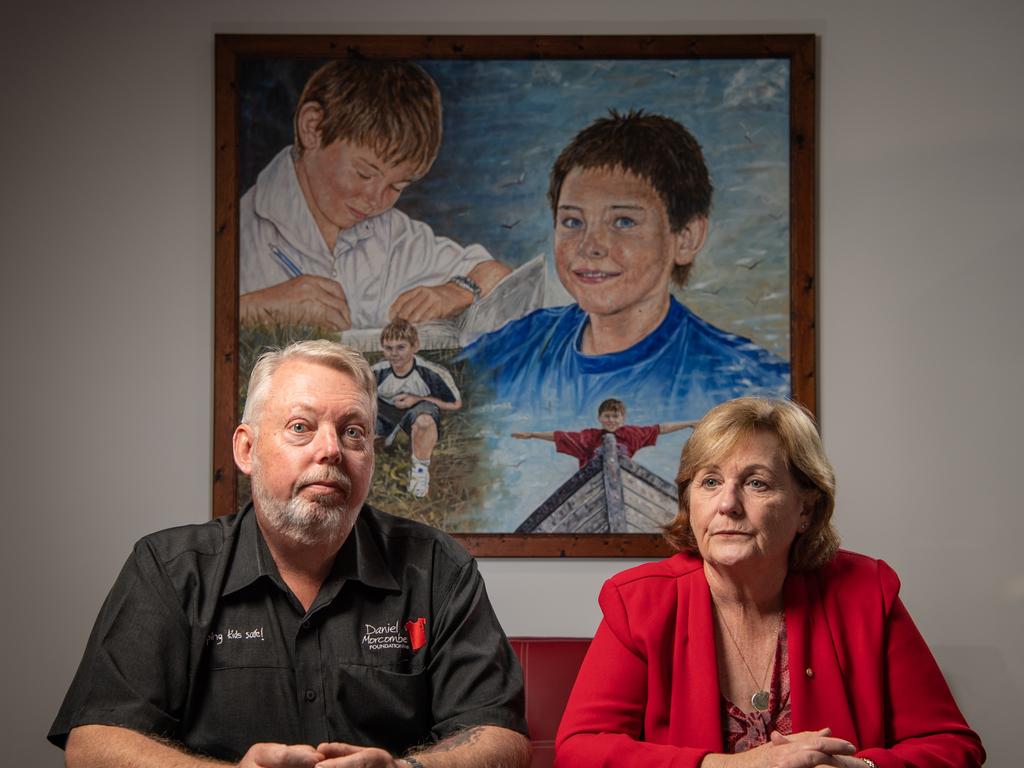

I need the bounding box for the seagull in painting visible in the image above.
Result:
[739,121,765,143]
[498,171,526,188]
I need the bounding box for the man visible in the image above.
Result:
[49,340,530,767]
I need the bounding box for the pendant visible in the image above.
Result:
[751,690,770,712]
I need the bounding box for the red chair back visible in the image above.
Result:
[510,637,592,768]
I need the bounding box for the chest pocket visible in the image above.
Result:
[329,663,431,752]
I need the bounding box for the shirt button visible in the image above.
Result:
[302,620,311,630]
[304,689,317,702]
[805,668,814,678]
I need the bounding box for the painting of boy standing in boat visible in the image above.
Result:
[512,398,696,469]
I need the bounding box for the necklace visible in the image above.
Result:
[712,598,782,713]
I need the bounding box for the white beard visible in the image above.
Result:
[250,459,358,547]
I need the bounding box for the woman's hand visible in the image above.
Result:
[702,728,857,768]
[759,729,857,768]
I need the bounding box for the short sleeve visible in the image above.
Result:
[425,558,528,739]
[418,361,461,404]
[623,425,660,453]
[47,541,191,748]
[554,430,596,465]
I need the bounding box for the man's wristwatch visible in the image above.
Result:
[447,275,482,303]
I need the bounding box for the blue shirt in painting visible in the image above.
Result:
[458,298,790,423]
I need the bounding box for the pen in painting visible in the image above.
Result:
[271,245,302,278]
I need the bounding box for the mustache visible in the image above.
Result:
[295,466,352,495]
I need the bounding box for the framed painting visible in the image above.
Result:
[213,34,816,557]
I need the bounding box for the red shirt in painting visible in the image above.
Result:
[552,425,661,468]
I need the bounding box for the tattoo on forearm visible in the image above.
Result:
[423,726,484,753]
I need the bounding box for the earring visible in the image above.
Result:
[799,522,808,532]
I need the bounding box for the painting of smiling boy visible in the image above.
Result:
[238,59,510,332]
[460,109,789,422]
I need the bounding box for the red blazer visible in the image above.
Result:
[554,551,984,768]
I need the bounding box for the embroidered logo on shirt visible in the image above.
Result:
[405,617,427,651]
[359,617,428,652]
[360,621,410,651]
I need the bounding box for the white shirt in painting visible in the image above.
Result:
[239,146,492,329]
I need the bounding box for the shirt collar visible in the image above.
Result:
[335,507,403,592]
[572,296,688,373]
[335,216,377,251]
[221,503,401,598]
[221,505,275,596]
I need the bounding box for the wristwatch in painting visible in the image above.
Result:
[447,274,482,302]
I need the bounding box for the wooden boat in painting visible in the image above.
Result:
[515,432,679,534]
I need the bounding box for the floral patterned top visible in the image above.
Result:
[723,620,792,753]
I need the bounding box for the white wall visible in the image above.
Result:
[2,0,1021,764]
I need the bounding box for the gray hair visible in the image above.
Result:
[242,340,378,429]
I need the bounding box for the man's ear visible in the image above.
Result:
[233,424,256,477]
[296,102,325,152]
[673,215,709,268]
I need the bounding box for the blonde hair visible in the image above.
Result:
[293,59,442,175]
[242,340,377,429]
[664,397,839,570]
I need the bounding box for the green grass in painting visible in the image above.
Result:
[236,322,491,531]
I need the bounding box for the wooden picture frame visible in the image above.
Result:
[213,34,816,557]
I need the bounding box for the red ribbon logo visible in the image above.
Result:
[405,617,427,651]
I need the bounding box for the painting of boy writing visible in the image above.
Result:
[238,59,511,332]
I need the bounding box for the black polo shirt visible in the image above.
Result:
[48,505,526,761]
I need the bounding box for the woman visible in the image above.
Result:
[554,398,984,768]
